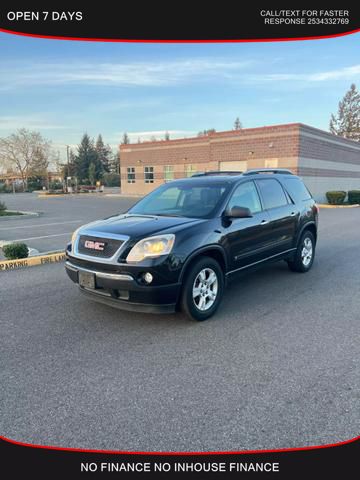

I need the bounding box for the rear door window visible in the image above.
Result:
[256,179,288,210]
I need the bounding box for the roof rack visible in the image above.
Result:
[192,171,243,177]
[243,168,294,176]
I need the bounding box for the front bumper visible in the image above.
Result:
[65,260,180,314]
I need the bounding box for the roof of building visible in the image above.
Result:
[119,122,360,150]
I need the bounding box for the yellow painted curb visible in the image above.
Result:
[318,204,359,209]
[0,252,65,272]
[38,194,66,198]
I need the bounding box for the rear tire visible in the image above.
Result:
[180,256,224,321]
[287,230,315,273]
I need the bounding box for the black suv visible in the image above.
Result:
[65,169,318,321]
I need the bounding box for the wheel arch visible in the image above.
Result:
[179,245,228,283]
[296,222,317,246]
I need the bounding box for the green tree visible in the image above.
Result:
[197,128,216,137]
[95,134,111,172]
[234,117,242,130]
[88,162,96,186]
[330,84,360,141]
[74,133,102,183]
[122,132,130,144]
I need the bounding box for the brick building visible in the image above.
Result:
[119,123,360,202]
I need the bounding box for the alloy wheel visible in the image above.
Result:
[192,268,219,311]
[301,237,313,267]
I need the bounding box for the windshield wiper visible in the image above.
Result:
[152,213,183,217]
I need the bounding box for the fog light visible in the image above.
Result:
[143,272,153,284]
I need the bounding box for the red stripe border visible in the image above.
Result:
[1,18,359,461]
[1,434,359,455]
[0,27,360,43]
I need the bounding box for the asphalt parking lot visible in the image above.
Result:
[0,191,137,253]
[1,200,359,452]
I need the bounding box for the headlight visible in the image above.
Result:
[71,228,81,247]
[126,234,175,263]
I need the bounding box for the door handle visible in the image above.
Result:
[260,219,269,225]
[290,212,297,217]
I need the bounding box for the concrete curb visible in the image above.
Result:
[0,210,41,221]
[38,193,106,198]
[318,204,360,209]
[0,251,65,272]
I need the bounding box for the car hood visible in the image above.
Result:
[80,214,203,239]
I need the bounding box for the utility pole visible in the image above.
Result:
[66,145,70,193]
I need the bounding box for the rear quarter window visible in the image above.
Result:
[283,178,312,202]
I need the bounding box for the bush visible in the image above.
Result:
[27,177,44,191]
[348,190,360,204]
[0,201,6,212]
[0,183,15,193]
[49,181,64,190]
[47,189,64,194]
[2,243,29,260]
[326,191,346,205]
[79,185,96,191]
[102,173,120,187]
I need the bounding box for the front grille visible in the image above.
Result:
[77,235,124,258]
[66,254,124,272]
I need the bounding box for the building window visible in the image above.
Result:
[144,166,154,183]
[185,164,197,177]
[164,165,174,182]
[127,167,135,183]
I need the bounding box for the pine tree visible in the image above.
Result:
[88,162,96,186]
[197,129,216,137]
[330,84,360,141]
[74,133,102,183]
[95,134,111,173]
[234,117,242,130]
[122,132,130,144]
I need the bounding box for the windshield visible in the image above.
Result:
[128,181,230,218]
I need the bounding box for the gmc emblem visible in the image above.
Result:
[84,240,106,251]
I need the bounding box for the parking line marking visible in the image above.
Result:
[0,220,82,231]
[12,233,73,242]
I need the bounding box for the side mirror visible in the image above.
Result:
[225,205,253,218]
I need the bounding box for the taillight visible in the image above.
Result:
[314,204,319,214]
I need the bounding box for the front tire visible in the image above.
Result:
[287,230,315,273]
[180,256,224,321]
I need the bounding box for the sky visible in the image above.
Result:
[0,31,360,161]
